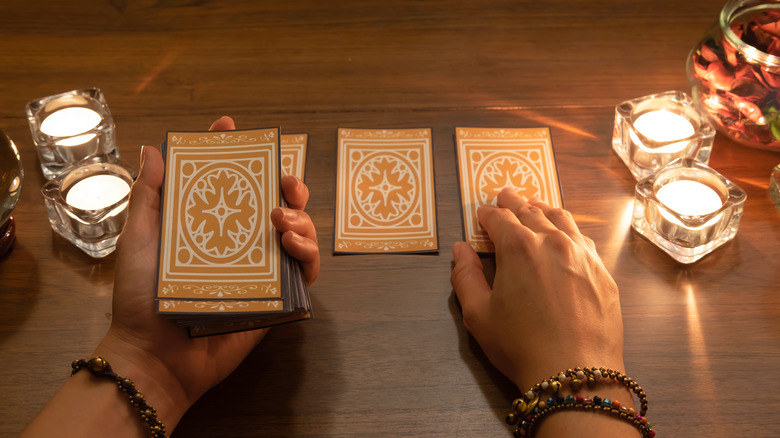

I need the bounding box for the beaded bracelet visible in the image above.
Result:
[508,367,648,419]
[71,357,166,438]
[508,394,655,437]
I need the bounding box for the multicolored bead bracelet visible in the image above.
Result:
[507,394,655,437]
[508,367,648,419]
[506,367,649,437]
[71,357,166,438]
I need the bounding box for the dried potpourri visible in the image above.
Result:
[689,9,780,149]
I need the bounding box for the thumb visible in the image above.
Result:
[128,146,164,219]
[116,146,164,259]
[450,242,492,332]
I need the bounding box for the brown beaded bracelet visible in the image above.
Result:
[509,394,655,437]
[71,357,166,438]
[508,367,648,419]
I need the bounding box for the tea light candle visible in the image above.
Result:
[40,107,102,139]
[41,157,136,258]
[65,174,130,211]
[26,88,118,180]
[613,91,715,180]
[631,158,746,264]
[632,110,695,154]
[655,180,722,216]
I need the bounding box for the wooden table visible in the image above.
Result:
[1,1,779,436]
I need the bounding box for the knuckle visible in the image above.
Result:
[496,225,531,254]
[460,306,480,332]
[582,235,597,249]
[548,207,573,221]
[545,230,574,253]
[524,205,544,216]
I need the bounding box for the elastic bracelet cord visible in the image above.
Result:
[71,357,166,438]
[506,367,651,438]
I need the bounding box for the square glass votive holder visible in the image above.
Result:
[631,158,746,264]
[770,163,780,213]
[26,88,118,180]
[613,90,715,180]
[42,155,136,258]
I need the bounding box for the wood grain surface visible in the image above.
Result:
[1,1,779,436]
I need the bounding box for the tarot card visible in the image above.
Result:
[334,128,438,254]
[280,133,308,180]
[156,128,282,300]
[456,127,562,253]
[155,127,311,337]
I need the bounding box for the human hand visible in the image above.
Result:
[450,188,625,392]
[94,116,320,431]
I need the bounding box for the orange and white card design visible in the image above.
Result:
[335,128,438,253]
[157,128,281,301]
[456,127,562,253]
[157,299,285,314]
[280,134,307,180]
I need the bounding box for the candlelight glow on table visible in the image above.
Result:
[42,156,136,258]
[631,158,746,264]
[26,88,117,180]
[613,91,715,180]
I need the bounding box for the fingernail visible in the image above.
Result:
[284,230,302,245]
[140,145,147,169]
[276,207,296,222]
[453,242,463,262]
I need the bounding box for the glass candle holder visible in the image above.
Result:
[0,128,23,257]
[771,163,780,213]
[612,91,716,180]
[688,0,780,150]
[42,155,136,258]
[631,158,746,264]
[26,88,118,180]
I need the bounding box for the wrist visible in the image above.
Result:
[511,356,627,394]
[507,366,651,438]
[94,329,191,432]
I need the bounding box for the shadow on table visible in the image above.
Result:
[50,233,116,288]
[174,292,338,437]
[448,254,518,425]
[0,243,40,343]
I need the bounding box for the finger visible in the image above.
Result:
[114,146,165,299]
[281,230,320,286]
[209,116,236,131]
[450,242,491,333]
[477,204,535,254]
[496,188,557,234]
[281,175,309,210]
[119,146,165,244]
[270,207,317,242]
[526,197,583,239]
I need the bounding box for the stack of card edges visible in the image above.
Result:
[155,127,311,337]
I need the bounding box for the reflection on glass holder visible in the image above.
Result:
[42,155,136,258]
[0,128,23,257]
[631,158,746,264]
[26,88,118,180]
[771,164,780,214]
[613,91,715,180]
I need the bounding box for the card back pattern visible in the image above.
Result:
[335,128,438,253]
[456,127,562,252]
[157,128,281,301]
[280,134,308,181]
